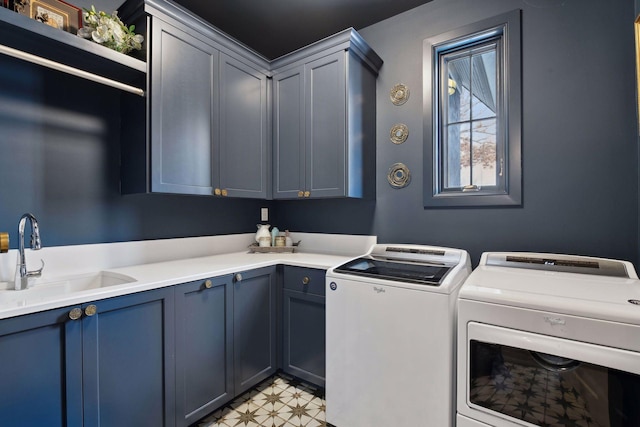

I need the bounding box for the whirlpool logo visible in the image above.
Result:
[628,299,640,306]
[373,286,386,294]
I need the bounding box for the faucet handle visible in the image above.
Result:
[26,259,45,278]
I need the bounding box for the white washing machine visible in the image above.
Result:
[457,252,640,427]
[325,244,472,427]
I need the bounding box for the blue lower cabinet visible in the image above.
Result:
[282,290,326,387]
[0,306,82,427]
[0,264,315,426]
[233,266,277,395]
[175,276,234,427]
[282,266,326,387]
[81,287,176,427]
[0,286,175,427]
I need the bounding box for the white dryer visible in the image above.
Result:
[457,252,640,427]
[326,244,472,427]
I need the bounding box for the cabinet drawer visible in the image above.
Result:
[283,266,326,296]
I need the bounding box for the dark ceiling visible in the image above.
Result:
[172,0,433,60]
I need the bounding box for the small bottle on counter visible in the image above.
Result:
[285,230,293,247]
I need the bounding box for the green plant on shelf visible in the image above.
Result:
[77,5,143,54]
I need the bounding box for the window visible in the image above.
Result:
[423,10,521,207]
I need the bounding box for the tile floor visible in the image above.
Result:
[195,373,332,427]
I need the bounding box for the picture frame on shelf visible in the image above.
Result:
[15,0,82,34]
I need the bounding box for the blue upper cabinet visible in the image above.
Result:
[119,0,271,198]
[218,53,269,199]
[272,29,382,199]
[272,66,306,199]
[148,18,219,195]
[117,1,381,200]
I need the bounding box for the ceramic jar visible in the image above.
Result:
[256,224,271,243]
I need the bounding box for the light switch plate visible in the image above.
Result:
[261,207,268,222]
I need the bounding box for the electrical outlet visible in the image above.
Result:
[261,207,268,222]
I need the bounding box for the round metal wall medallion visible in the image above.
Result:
[389,123,409,144]
[390,83,410,105]
[387,163,411,188]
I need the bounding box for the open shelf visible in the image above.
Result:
[0,6,146,87]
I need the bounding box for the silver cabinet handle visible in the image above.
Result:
[234,273,243,282]
[302,276,310,285]
[204,279,212,289]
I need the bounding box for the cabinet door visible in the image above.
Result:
[175,276,234,426]
[282,267,326,387]
[219,54,269,199]
[273,65,306,199]
[151,18,218,195]
[282,290,326,387]
[305,51,347,198]
[233,266,277,394]
[82,287,175,427]
[0,306,82,427]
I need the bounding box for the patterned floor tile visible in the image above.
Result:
[194,373,328,427]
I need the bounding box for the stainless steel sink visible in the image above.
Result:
[0,271,136,306]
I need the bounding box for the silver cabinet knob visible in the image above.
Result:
[302,276,310,285]
[85,304,97,317]
[204,279,212,289]
[234,273,243,282]
[69,307,82,320]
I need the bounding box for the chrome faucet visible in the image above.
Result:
[14,213,44,290]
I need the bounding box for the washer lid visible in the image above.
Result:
[333,256,453,286]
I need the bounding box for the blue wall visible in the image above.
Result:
[1,0,637,268]
[277,0,639,266]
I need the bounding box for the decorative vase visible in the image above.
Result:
[255,224,270,243]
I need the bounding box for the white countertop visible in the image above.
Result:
[113,250,352,288]
[0,241,362,320]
